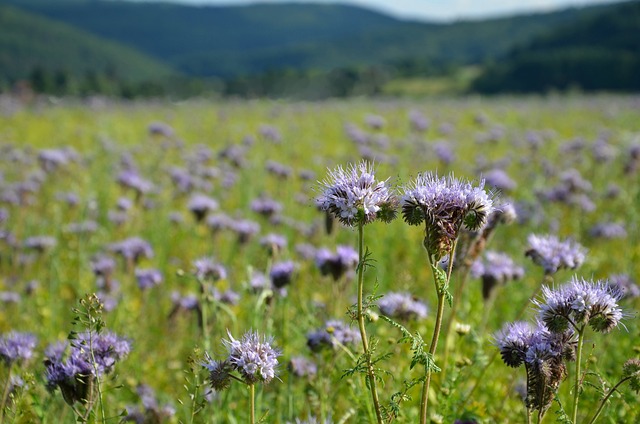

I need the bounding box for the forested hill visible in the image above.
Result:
[0,0,619,78]
[471,0,640,93]
[0,4,175,88]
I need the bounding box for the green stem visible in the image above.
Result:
[587,376,631,424]
[199,279,211,352]
[527,408,533,424]
[250,384,255,424]
[571,328,585,424]
[420,240,457,424]
[356,223,384,424]
[0,364,14,422]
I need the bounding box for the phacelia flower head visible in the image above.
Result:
[378,292,428,320]
[536,276,624,333]
[193,257,227,281]
[270,260,296,289]
[187,193,219,222]
[307,320,359,352]
[135,268,163,290]
[401,172,494,258]
[0,331,37,365]
[316,161,397,227]
[202,356,233,391]
[471,251,524,299]
[315,245,358,281]
[525,234,586,275]
[224,330,280,384]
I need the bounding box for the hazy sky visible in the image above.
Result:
[125,0,621,21]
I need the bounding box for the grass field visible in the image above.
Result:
[0,95,639,423]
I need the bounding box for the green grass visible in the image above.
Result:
[0,95,639,423]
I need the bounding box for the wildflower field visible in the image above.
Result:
[0,95,639,423]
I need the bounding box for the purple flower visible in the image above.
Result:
[471,251,524,299]
[206,213,233,233]
[0,332,37,365]
[589,222,627,239]
[135,268,163,290]
[270,261,296,288]
[608,274,640,299]
[260,233,288,254]
[224,330,280,384]
[202,357,232,391]
[91,256,116,278]
[23,236,56,252]
[259,125,282,143]
[193,258,227,281]
[148,121,174,138]
[315,245,358,281]
[117,170,154,196]
[188,194,219,222]
[289,356,317,377]
[251,196,283,217]
[307,320,359,352]
[316,161,397,227]
[265,160,292,179]
[231,219,260,244]
[525,234,586,275]
[483,169,517,192]
[109,237,154,264]
[536,276,624,333]
[378,292,428,320]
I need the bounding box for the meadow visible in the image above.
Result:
[0,94,639,423]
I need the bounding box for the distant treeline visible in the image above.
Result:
[5,61,455,99]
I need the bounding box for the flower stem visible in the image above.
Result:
[587,376,631,424]
[420,240,457,424]
[0,363,14,422]
[356,223,384,424]
[571,328,585,424]
[250,383,255,424]
[199,279,211,353]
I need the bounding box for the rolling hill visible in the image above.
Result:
[0,4,176,86]
[1,0,621,78]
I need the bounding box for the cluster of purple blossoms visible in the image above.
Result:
[265,160,292,179]
[135,268,163,290]
[260,233,288,255]
[316,161,397,227]
[109,237,154,265]
[44,331,131,405]
[117,170,154,198]
[471,251,524,300]
[288,356,318,378]
[187,193,219,222]
[251,196,283,218]
[314,245,358,281]
[193,257,227,281]
[124,384,176,423]
[230,219,261,244]
[378,292,428,320]
[589,221,627,239]
[401,172,494,259]
[483,168,517,192]
[535,276,624,333]
[608,274,640,299]
[307,320,359,352]
[270,260,296,289]
[525,234,586,275]
[203,330,280,390]
[495,321,576,413]
[0,331,37,365]
[23,235,57,252]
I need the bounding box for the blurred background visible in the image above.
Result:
[0,0,638,99]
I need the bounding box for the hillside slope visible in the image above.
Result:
[0,4,176,84]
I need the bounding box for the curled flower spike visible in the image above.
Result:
[316,161,397,227]
[401,172,494,259]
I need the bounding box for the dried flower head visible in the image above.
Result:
[316,161,397,227]
[202,356,233,391]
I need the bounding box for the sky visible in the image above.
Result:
[125,0,621,21]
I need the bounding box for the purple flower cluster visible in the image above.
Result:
[307,320,359,352]
[0,331,37,365]
[608,274,640,299]
[535,276,624,333]
[495,321,576,412]
[402,172,494,258]
[471,251,524,299]
[378,292,428,320]
[44,331,130,405]
[193,257,227,281]
[251,196,283,218]
[187,193,219,222]
[109,237,154,264]
[316,161,397,227]
[124,384,176,423]
[135,268,163,290]
[589,222,627,239]
[203,330,280,389]
[270,260,296,288]
[314,245,358,281]
[525,234,586,275]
